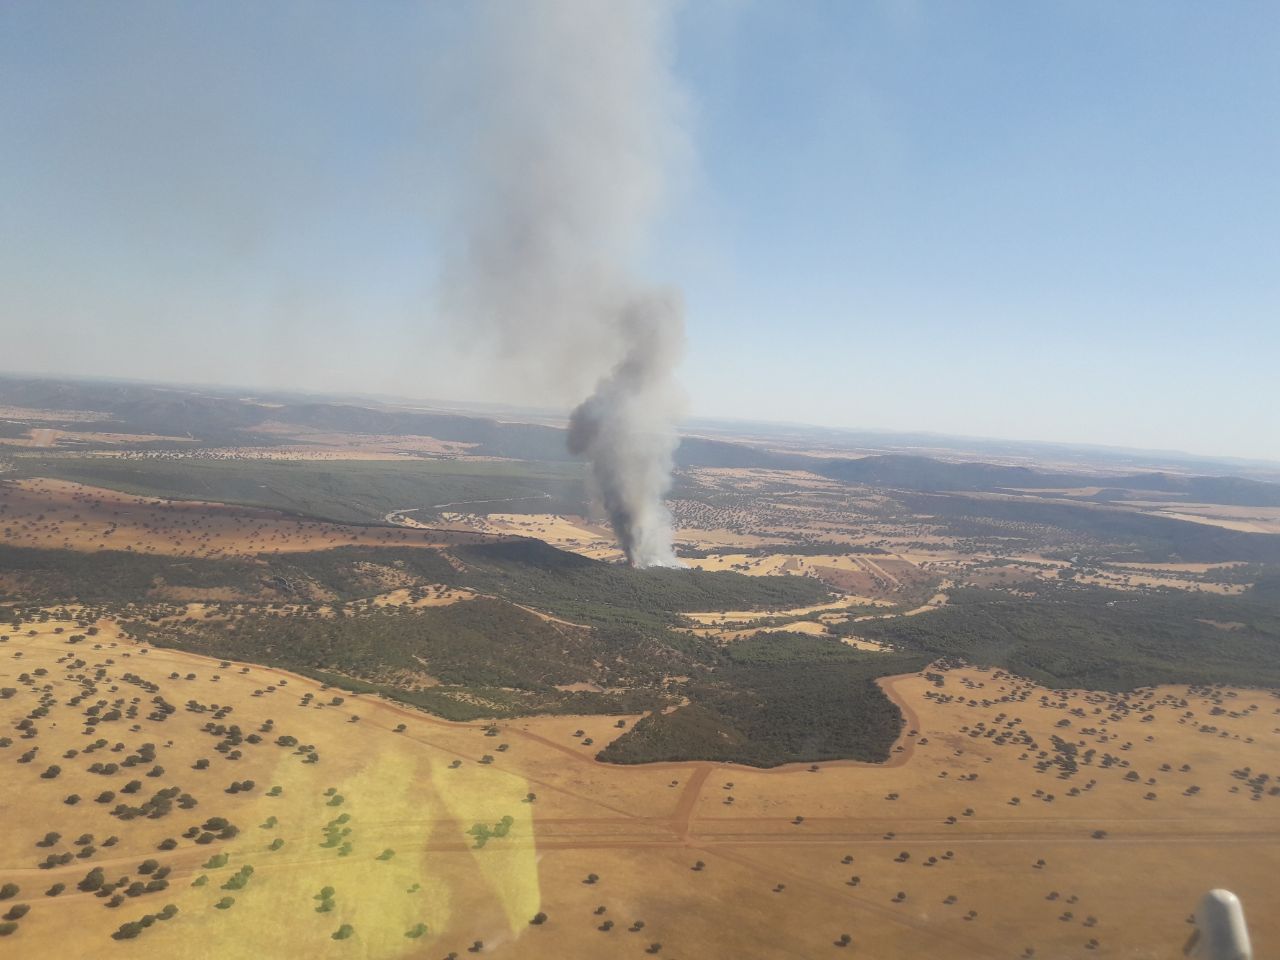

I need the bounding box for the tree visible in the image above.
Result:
[112,921,143,940]
[77,869,104,893]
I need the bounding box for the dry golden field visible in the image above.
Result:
[2,615,1278,959]
[2,434,1277,960]
[439,512,623,562]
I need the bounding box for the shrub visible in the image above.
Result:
[78,868,105,892]
[3,904,30,922]
[221,873,248,892]
[332,924,354,940]
[0,884,18,900]
[0,922,16,937]
[214,897,235,910]
[112,921,143,940]
[45,883,65,897]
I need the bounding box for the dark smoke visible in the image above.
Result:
[568,293,684,567]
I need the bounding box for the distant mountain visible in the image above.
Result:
[5,375,1278,508]
[815,454,1280,507]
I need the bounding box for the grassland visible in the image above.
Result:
[3,616,1278,958]
[5,380,1280,956]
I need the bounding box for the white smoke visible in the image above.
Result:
[442,0,687,567]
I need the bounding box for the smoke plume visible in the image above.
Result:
[444,0,687,567]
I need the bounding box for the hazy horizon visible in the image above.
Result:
[5,365,1278,474]
[3,2,1277,461]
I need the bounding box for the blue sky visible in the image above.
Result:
[2,2,1277,460]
